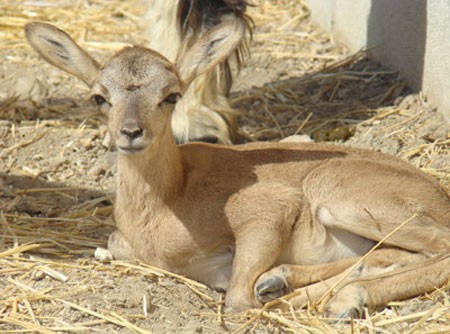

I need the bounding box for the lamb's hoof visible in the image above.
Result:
[255,274,288,303]
[224,302,256,314]
[224,295,261,313]
[325,284,367,320]
[325,305,362,321]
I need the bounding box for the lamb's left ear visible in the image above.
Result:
[176,17,245,87]
[25,21,100,87]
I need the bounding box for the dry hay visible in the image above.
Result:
[1,0,450,333]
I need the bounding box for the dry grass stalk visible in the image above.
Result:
[0,129,49,158]
[315,213,419,310]
[58,299,153,334]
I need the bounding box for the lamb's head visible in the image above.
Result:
[25,19,244,154]
[90,47,182,154]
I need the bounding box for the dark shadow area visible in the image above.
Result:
[0,173,112,258]
[0,96,104,127]
[367,0,427,92]
[0,63,104,126]
[233,53,409,143]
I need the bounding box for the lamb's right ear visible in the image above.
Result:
[25,22,100,87]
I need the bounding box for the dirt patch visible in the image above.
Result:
[1,0,449,333]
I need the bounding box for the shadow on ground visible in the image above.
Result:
[0,173,112,257]
[233,52,408,142]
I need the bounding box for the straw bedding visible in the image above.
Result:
[1,0,449,333]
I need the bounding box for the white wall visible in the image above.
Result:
[306,0,450,122]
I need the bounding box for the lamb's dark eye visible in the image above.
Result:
[161,93,181,105]
[92,94,107,106]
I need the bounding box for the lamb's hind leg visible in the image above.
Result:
[307,159,450,255]
[326,253,450,318]
[257,248,429,316]
[299,160,450,316]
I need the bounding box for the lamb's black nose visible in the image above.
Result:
[120,124,143,140]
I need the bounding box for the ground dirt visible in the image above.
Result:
[1,1,450,333]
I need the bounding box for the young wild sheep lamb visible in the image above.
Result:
[25,20,450,317]
[145,0,252,144]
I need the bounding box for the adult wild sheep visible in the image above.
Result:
[145,0,252,144]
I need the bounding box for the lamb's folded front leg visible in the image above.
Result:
[224,183,301,311]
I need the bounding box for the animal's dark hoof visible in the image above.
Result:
[255,275,288,303]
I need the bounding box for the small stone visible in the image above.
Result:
[32,270,46,281]
[21,165,41,177]
[280,134,313,143]
[80,138,94,150]
[94,247,113,263]
[102,132,113,148]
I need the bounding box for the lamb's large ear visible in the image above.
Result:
[176,18,245,87]
[25,22,100,87]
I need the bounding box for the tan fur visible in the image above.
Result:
[145,0,252,144]
[25,21,450,317]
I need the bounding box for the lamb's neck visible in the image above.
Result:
[116,138,184,213]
